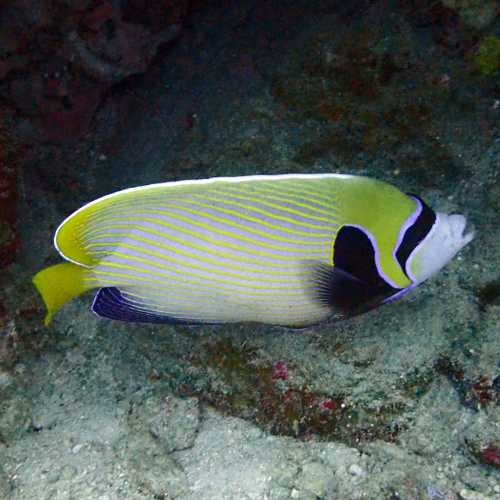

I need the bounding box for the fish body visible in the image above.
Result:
[33,174,474,327]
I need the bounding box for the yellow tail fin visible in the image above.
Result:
[33,262,94,326]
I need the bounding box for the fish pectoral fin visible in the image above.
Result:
[91,287,212,325]
[308,261,386,316]
[33,262,94,325]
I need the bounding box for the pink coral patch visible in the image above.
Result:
[482,445,500,468]
[272,360,289,380]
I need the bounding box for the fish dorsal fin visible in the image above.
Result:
[55,187,164,266]
[53,174,343,267]
[55,207,98,266]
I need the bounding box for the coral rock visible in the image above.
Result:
[440,0,497,30]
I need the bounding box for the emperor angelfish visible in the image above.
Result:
[33,174,474,327]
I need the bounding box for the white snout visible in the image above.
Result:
[406,212,474,285]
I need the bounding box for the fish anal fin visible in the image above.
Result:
[91,287,210,325]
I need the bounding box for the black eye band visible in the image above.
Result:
[396,194,436,276]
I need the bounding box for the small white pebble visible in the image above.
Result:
[291,488,300,498]
[72,444,83,454]
[459,488,490,500]
[348,464,364,476]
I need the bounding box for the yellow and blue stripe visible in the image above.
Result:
[33,174,417,326]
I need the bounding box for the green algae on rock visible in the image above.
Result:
[474,36,500,76]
